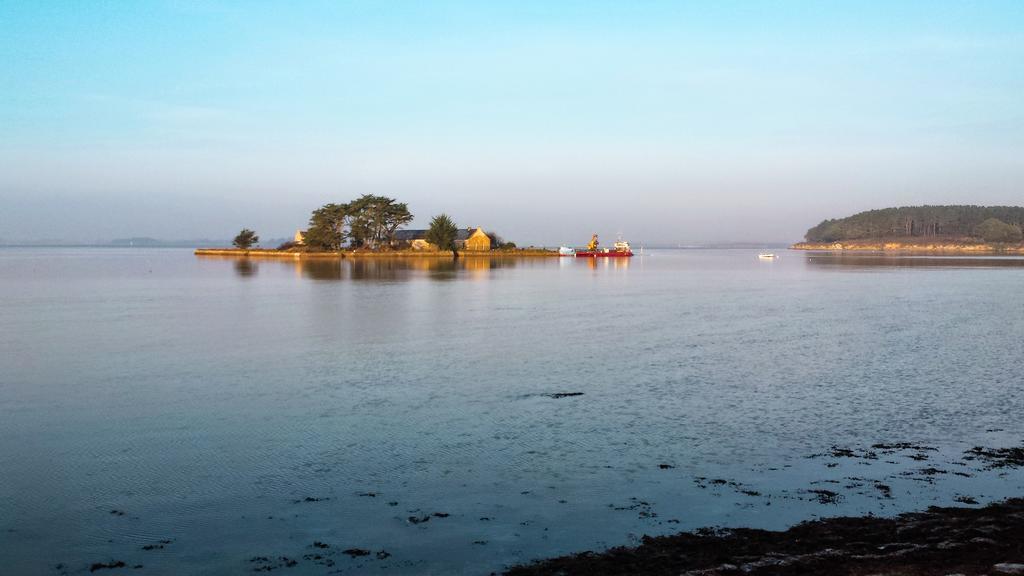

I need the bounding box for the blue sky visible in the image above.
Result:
[1,1,1022,244]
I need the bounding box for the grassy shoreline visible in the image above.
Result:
[194,248,560,258]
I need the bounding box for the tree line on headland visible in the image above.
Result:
[805,205,1024,244]
[231,195,513,252]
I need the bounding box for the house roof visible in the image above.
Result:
[393,228,480,241]
[393,229,427,241]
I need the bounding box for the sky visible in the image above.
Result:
[1,1,1022,245]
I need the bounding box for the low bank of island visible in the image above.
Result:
[505,497,1024,576]
[792,205,1024,254]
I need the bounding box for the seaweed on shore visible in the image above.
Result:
[504,498,1024,576]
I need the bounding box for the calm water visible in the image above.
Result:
[2,248,1023,575]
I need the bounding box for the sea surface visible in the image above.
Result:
[2,248,1023,575]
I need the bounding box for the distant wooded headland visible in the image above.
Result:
[792,205,1024,253]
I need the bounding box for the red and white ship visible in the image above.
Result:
[567,234,634,258]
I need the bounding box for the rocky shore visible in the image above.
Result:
[504,498,1024,576]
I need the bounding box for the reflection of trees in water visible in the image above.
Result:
[233,259,258,277]
[288,256,525,281]
[421,258,458,281]
[806,254,1024,269]
[295,259,344,280]
[461,257,520,271]
[350,259,423,281]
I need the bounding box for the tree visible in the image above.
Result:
[346,194,413,248]
[233,228,259,249]
[345,196,372,248]
[425,213,459,252]
[377,198,414,246]
[976,218,1024,243]
[304,203,348,250]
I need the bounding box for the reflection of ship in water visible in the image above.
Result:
[583,255,631,270]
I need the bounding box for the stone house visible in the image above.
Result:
[393,227,492,251]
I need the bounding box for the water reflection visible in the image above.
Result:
[195,254,640,281]
[806,253,1024,269]
[296,258,343,280]
[233,258,258,277]
[582,256,631,271]
[287,256,528,281]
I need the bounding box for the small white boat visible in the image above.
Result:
[758,253,778,260]
[558,246,576,257]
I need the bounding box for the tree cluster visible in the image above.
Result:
[303,195,414,251]
[805,205,1024,243]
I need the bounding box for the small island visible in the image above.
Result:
[791,205,1024,253]
[195,194,558,259]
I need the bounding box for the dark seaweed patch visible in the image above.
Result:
[342,548,370,557]
[89,561,126,572]
[806,489,841,504]
[965,445,1024,469]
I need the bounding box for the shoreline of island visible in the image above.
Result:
[504,496,1024,576]
[791,240,1024,253]
[194,248,560,258]
[793,206,1024,255]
